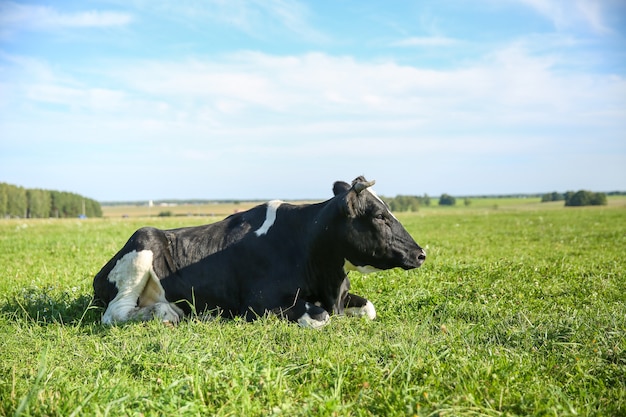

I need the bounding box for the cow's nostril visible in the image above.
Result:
[417,251,426,264]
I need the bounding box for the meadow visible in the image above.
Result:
[0,199,624,416]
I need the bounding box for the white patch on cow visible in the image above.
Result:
[297,302,330,329]
[344,259,382,275]
[255,200,283,237]
[102,249,183,325]
[366,187,398,220]
[345,301,377,320]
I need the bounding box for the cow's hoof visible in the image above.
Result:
[297,303,330,329]
[345,300,376,320]
[154,302,183,323]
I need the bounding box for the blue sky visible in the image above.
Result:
[1,0,625,201]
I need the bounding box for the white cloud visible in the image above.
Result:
[2,39,624,199]
[7,45,624,135]
[25,84,129,112]
[391,36,460,47]
[0,1,132,32]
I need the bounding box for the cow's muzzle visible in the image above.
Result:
[402,247,426,269]
[416,248,426,267]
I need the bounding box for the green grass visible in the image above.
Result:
[1,205,625,416]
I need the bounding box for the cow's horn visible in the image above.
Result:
[354,179,375,194]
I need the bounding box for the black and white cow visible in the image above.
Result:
[93,177,426,328]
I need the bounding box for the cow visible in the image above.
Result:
[93,176,426,328]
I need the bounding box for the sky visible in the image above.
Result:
[1,0,625,202]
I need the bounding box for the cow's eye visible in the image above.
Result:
[374,213,385,221]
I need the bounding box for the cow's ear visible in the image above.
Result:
[342,188,366,217]
[333,181,351,196]
[333,181,358,216]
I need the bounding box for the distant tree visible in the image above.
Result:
[566,191,590,206]
[541,192,564,202]
[7,184,27,217]
[422,194,431,207]
[590,192,607,206]
[464,197,471,207]
[401,195,420,212]
[26,189,51,218]
[565,190,607,207]
[51,191,74,217]
[0,183,8,217]
[85,199,103,217]
[438,194,456,206]
[0,182,102,218]
[383,195,422,212]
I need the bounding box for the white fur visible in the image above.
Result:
[345,301,377,320]
[102,250,183,325]
[297,302,330,329]
[255,200,283,237]
[343,259,382,275]
[366,187,398,220]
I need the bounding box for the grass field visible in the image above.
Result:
[1,201,625,416]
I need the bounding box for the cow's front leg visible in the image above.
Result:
[297,302,330,328]
[273,299,330,329]
[248,296,330,328]
[343,292,376,320]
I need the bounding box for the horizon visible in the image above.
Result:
[1,0,625,201]
[99,190,625,205]
[4,179,625,205]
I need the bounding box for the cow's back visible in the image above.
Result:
[161,208,264,267]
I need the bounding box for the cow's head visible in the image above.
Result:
[332,176,426,273]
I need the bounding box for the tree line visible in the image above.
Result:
[0,183,103,218]
[382,194,470,211]
[382,189,613,212]
[541,190,607,206]
[382,195,431,212]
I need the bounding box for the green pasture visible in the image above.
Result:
[0,203,624,416]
